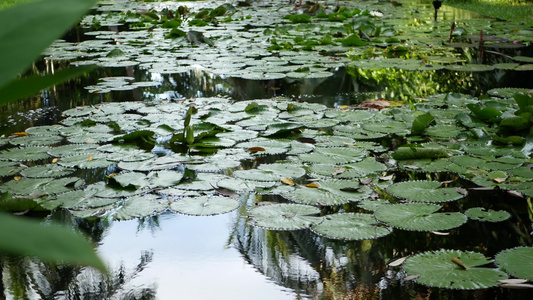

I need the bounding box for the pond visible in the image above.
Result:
[1,0,533,299]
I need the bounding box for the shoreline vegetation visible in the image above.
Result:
[1,0,532,25]
[445,0,533,26]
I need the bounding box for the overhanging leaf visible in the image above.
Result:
[0,0,99,90]
[0,212,106,272]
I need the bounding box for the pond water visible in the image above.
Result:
[1,0,533,299]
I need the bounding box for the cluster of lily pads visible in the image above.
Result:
[41,0,533,93]
[2,89,533,289]
[3,0,533,293]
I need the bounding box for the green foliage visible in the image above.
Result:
[0,0,98,90]
[0,211,105,272]
[0,0,106,273]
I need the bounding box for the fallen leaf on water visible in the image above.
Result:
[281,178,294,185]
[404,274,420,281]
[431,231,450,235]
[492,177,507,183]
[332,167,345,176]
[499,279,528,284]
[52,158,59,164]
[359,178,373,185]
[339,105,349,109]
[283,213,297,218]
[451,257,467,269]
[455,187,468,195]
[500,283,533,289]
[507,190,524,198]
[13,132,28,137]
[304,183,319,188]
[87,155,93,161]
[380,174,394,181]
[106,173,118,178]
[14,176,22,181]
[247,147,266,153]
[388,256,408,267]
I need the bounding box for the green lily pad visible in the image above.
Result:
[282,185,351,206]
[114,194,169,220]
[374,203,467,231]
[403,249,508,289]
[57,153,114,169]
[0,146,51,162]
[0,161,24,177]
[310,213,391,240]
[248,203,321,230]
[170,195,240,216]
[386,181,467,203]
[257,163,306,179]
[495,247,533,281]
[465,207,511,222]
[20,164,75,178]
[9,134,63,147]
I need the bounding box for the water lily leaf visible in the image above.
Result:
[42,190,118,210]
[392,147,449,160]
[282,186,351,206]
[318,179,373,202]
[0,161,24,177]
[170,195,240,216]
[374,203,467,231]
[357,199,390,211]
[445,64,495,72]
[114,194,169,220]
[0,146,51,162]
[57,153,114,169]
[20,164,75,178]
[216,177,277,193]
[465,207,510,222]
[257,163,306,179]
[495,247,533,281]
[411,112,435,135]
[48,144,99,157]
[8,134,63,147]
[310,213,391,240]
[403,249,508,289]
[248,203,321,230]
[111,170,183,189]
[0,177,83,196]
[386,181,467,203]
[118,155,192,171]
[298,147,367,164]
[233,169,280,182]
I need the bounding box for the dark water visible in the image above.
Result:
[1,1,533,299]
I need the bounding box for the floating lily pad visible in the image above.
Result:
[9,134,63,147]
[257,163,306,179]
[282,185,351,206]
[310,213,391,240]
[57,153,114,169]
[248,203,321,230]
[114,194,169,220]
[495,247,533,281]
[20,164,75,178]
[465,207,511,222]
[0,146,51,162]
[386,181,467,203]
[374,203,467,231]
[402,249,508,289]
[170,195,240,216]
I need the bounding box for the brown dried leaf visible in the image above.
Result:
[303,183,319,188]
[13,132,28,137]
[247,147,266,153]
[332,167,346,176]
[281,178,294,185]
[451,257,467,270]
[388,256,408,267]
